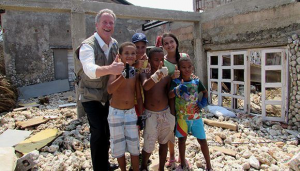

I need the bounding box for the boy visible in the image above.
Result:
[107,42,143,171]
[131,33,150,123]
[140,47,175,171]
[169,57,212,171]
[132,33,149,72]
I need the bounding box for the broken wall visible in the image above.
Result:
[199,0,300,129]
[2,9,159,87]
[287,33,300,131]
[201,0,300,51]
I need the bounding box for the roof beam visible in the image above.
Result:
[0,0,201,22]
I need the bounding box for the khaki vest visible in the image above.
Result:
[74,35,118,103]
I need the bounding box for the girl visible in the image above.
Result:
[161,33,191,168]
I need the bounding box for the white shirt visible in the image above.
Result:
[79,32,114,79]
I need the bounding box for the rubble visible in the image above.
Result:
[0,91,299,171]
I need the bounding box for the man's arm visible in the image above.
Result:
[96,54,124,77]
[79,44,124,79]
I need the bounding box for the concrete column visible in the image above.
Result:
[193,21,208,87]
[71,10,86,119]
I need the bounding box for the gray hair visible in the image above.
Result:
[95,9,116,24]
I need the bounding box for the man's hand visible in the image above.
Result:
[171,65,180,79]
[173,79,189,98]
[110,54,124,75]
[150,61,168,83]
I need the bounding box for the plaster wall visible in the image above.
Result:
[2,10,159,87]
[200,1,300,51]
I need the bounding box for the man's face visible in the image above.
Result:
[120,45,136,66]
[95,13,115,41]
[134,41,147,59]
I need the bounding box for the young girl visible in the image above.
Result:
[169,57,212,171]
[161,33,190,168]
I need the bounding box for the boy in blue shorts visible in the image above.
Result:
[169,57,212,171]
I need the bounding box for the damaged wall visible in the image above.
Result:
[201,0,300,51]
[2,8,159,87]
[288,33,300,131]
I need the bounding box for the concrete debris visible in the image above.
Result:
[0,147,17,171]
[0,91,299,170]
[15,150,39,171]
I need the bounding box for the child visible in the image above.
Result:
[169,57,212,171]
[131,33,150,123]
[132,33,150,74]
[140,47,175,171]
[107,42,143,171]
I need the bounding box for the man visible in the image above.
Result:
[74,9,123,171]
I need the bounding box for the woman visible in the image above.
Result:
[161,33,191,168]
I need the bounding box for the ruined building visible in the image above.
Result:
[0,0,299,131]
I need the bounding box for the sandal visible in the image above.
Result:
[165,159,176,167]
[176,158,192,169]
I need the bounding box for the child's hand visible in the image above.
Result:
[197,97,208,109]
[171,65,180,79]
[173,79,190,97]
[122,63,136,79]
[150,61,168,83]
[137,115,145,130]
[191,73,198,79]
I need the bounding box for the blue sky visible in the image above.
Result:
[126,0,194,12]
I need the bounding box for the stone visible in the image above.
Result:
[288,37,293,43]
[295,114,300,121]
[287,152,300,171]
[249,155,260,169]
[275,142,285,148]
[15,150,39,171]
[270,164,280,171]
[292,34,299,40]
[291,61,297,67]
[269,129,278,136]
[272,124,282,130]
[242,162,250,170]
[242,150,252,159]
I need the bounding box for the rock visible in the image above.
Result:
[249,155,260,169]
[272,124,282,130]
[242,162,250,170]
[260,164,269,170]
[15,150,39,171]
[269,164,280,171]
[288,37,293,43]
[292,34,299,40]
[275,142,285,148]
[215,135,223,144]
[287,152,300,171]
[269,129,278,136]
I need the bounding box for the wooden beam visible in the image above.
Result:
[0,0,201,22]
[211,147,237,157]
[203,118,238,131]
